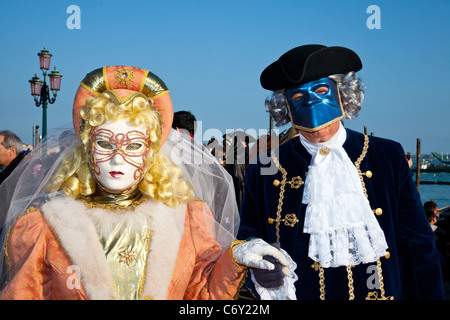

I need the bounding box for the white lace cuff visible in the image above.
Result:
[251,249,298,300]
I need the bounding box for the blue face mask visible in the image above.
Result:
[285,77,344,131]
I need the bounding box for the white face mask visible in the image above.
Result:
[89,118,151,193]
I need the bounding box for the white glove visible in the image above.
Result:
[232,239,290,275]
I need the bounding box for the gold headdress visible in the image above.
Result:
[72,66,173,145]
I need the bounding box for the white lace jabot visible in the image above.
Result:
[300,123,388,268]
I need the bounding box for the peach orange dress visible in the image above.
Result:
[0,196,245,300]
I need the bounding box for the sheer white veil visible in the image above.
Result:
[161,128,240,249]
[0,123,239,289]
[0,123,77,288]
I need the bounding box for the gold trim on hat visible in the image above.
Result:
[104,66,111,91]
[141,71,169,98]
[139,70,150,93]
[105,90,147,105]
[80,82,102,97]
[81,67,107,93]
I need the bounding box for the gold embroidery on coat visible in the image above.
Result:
[272,134,392,300]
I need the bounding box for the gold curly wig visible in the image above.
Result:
[46,92,194,207]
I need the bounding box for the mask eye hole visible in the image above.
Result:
[291,92,304,101]
[125,142,143,151]
[97,140,114,150]
[314,86,329,95]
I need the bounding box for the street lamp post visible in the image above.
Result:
[28,47,63,139]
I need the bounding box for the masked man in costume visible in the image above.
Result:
[238,45,444,300]
[0,65,289,300]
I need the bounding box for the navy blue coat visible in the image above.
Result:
[238,128,444,300]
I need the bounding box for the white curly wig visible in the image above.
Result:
[265,72,365,127]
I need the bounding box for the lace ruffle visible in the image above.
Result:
[307,221,388,268]
[300,125,388,268]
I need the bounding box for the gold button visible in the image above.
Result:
[273,179,280,187]
[374,208,383,216]
[268,218,274,224]
[364,170,373,178]
[319,147,330,155]
[385,252,390,259]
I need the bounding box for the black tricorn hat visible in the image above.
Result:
[260,45,362,91]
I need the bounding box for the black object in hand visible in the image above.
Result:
[252,243,285,288]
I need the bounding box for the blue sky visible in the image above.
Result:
[0,0,449,154]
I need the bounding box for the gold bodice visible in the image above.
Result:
[94,215,152,300]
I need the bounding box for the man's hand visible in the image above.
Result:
[232,239,290,285]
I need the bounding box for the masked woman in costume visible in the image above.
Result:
[0,66,288,300]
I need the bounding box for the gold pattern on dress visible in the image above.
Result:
[4,206,42,274]
[95,217,153,300]
[114,67,136,86]
[118,249,137,266]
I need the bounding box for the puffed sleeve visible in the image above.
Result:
[0,209,87,300]
[0,209,54,299]
[182,200,247,300]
